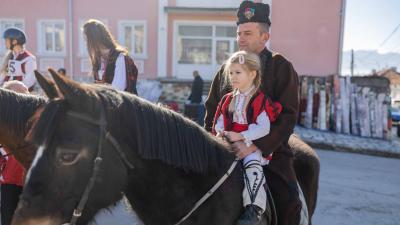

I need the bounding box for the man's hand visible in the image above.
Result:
[224,131,244,142]
[231,141,258,159]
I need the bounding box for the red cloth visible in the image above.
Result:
[0,148,25,187]
[232,122,249,132]
[212,91,283,134]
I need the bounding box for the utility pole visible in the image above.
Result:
[350,49,354,76]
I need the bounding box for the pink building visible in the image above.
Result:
[0,0,345,81]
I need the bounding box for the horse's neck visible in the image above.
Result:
[124,148,236,225]
[0,91,44,149]
[0,118,19,149]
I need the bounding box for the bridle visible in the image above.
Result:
[40,102,237,225]
[54,106,134,225]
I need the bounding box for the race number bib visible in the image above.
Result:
[7,60,23,77]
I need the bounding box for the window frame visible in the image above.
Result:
[118,20,148,59]
[173,20,237,79]
[37,19,66,56]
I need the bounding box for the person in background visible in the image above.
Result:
[83,19,138,94]
[57,68,67,76]
[188,70,204,104]
[0,80,28,225]
[0,28,36,92]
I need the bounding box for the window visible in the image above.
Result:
[118,21,147,58]
[173,22,237,79]
[178,26,212,64]
[215,26,238,64]
[0,19,24,54]
[38,20,65,55]
[176,24,236,66]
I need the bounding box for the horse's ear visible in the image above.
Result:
[48,68,93,104]
[34,70,59,99]
[48,68,99,113]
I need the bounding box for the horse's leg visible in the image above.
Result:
[290,134,320,225]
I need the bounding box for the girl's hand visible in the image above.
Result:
[231,141,258,159]
[223,131,244,142]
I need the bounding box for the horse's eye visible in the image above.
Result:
[59,152,79,165]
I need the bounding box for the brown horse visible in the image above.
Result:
[10,70,319,225]
[0,72,60,170]
[0,87,45,169]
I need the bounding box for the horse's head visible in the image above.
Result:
[13,69,131,225]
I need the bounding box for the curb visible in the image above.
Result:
[302,139,400,159]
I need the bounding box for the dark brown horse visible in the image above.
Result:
[0,88,45,169]
[0,72,60,170]
[10,70,319,225]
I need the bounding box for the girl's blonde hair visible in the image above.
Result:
[82,19,126,76]
[224,51,262,116]
[223,51,262,90]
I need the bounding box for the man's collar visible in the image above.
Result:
[259,47,270,57]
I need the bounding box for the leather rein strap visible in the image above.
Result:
[65,109,134,225]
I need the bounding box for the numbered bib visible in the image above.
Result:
[7,60,23,77]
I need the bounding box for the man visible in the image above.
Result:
[204,1,302,225]
[188,70,204,104]
[58,68,67,76]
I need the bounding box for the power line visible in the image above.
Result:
[377,22,400,48]
[360,22,400,60]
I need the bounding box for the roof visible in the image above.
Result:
[374,68,400,85]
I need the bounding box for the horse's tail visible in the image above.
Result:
[289,134,320,222]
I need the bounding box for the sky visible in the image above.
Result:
[343,0,400,53]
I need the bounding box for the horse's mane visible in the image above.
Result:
[0,88,46,139]
[101,89,233,174]
[29,85,233,174]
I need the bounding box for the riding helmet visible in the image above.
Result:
[3,28,26,45]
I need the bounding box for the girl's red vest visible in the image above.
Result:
[212,91,283,135]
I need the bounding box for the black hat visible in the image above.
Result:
[236,1,271,26]
[3,28,26,45]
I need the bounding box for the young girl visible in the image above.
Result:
[83,19,138,94]
[0,28,36,92]
[212,51,282,225]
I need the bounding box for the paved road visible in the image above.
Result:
[93,149,400,225]
[312,150,400,225]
